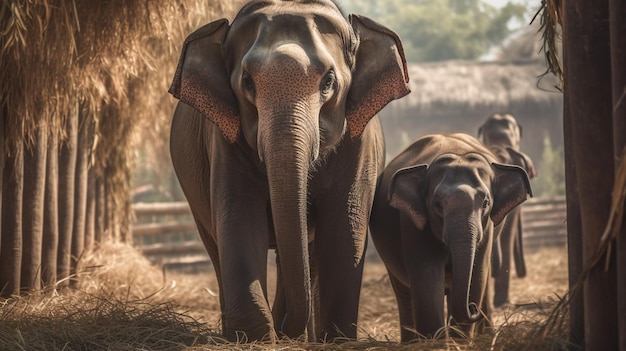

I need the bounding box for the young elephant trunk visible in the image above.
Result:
[447,218,483,324]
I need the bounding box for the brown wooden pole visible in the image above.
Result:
[70,110,92,278]
[608,0,626,349]
[84,167,96,251]
[0,105,3,270]
[0,106,3,244]
[0,141,23,296]
[560,6,585,346]
[42,129,59,288]
[95,176,106,244]
[565,0,618,348]
[57,106,78,287]
[21,125,48,291]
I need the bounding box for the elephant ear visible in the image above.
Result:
[346,15,410,139]
[388,164,429,230]
[490,163,533,226]
[169,19,240,143]
[505,147,537,179]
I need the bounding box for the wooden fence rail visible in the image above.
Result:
[131,195,568,269]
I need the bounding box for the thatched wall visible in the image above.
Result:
[379,59,563,173]
[0,0,243,294]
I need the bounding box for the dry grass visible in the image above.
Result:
[0,242,571,350]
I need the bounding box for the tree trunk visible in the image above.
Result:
[71,111,92,278]
[42,129,59,288]
[21,126,48,291]
[609,1,626,349]
[108,192,120,242]
[0,105,3,260]
[1,141,24,297]
[57,108,78,287]
[0,106,4,246]
[84,167,96,251]
[565,1,618,349]
[561,9,585,347]
[95,176,106,244]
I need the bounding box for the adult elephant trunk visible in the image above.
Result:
[446,215,483,324]
[260,116,316,339]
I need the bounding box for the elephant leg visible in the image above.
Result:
[478,278,494,335]
[212,173,275,341]
[402,220,447,339]
[314,198,368,341]
[513,211,527,278]
[218,220,274,341]
[272,250,286,332]
[308,240,321,341]
[491,224,503,278]
[194,218,226,325]
[493,215,515,307]
[388,274,415,342]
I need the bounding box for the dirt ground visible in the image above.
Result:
[162,245,569,342]
[0,242,569,350]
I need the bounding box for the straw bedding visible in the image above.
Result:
[0,242,570,350]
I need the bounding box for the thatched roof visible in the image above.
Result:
[496,16,546,61]
[388,59,562,117]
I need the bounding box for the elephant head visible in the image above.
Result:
[388,153,532,324]
[478,112,522,150]
[169,0,409,338]
[478,112,536,178]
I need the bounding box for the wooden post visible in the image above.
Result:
[42,129,59,288]
[609,0,626,349]
[57,105,78,287]
[71,109,92,278]
[21,125,48,291]
[84,167,96,251]
[565,0,618,349]
[1,140,23,296]
[560,6,585,346]
[95,176,107,244]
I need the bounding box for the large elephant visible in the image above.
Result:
[168,0,409,342]
[369,133,532,340]
[478,112,536,307]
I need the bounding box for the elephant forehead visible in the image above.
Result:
[483,114,520,134]
[430,153,494,182]
[229,2,353,63]
[268,43,313,73]
[432,152,490,166]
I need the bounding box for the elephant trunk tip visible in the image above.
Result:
[463,302,483,323]
[469,302,479,316]
[451,301,483,324]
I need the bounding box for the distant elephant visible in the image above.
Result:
[369,133,532,340]
[478,112,536,307]
[168,0,409,342]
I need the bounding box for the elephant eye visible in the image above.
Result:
[482,198,490,209]
[242,71,255,95]
[320,70,336,96]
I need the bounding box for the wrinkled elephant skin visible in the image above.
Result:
[478,112,537,307]
[168,0,409,342]
[369,133,532,341]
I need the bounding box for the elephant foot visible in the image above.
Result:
[318,327,354,343]
[493,298,511,309]
[492,297,510,309]
[223,317,276,343]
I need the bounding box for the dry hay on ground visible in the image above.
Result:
[0,242,571,350]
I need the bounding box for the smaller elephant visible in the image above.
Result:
[369,133,532,340]
[478,112,536,307]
